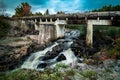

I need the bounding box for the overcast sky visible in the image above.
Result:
[3,0,120,16]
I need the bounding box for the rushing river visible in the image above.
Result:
[21,30,80,71]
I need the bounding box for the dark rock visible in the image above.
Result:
[57,54,66,62]
[42,44,64,61]
[103,59,116,68]
[71,39,100,58]
[117,60,120,67]
[71,43,78,48]
[78,58,84,63]
[0,45,30,72]
[42,52,58,61]
[27,42,46,54]
[37,63,47,68]
[118,64,120,67]
[52,44,64,53]
[93,31,114,48]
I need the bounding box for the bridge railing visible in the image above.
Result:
[17,11,120,20]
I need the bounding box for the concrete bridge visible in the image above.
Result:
[17,11,120,47]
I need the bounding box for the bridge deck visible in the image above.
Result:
[19,11,120,20]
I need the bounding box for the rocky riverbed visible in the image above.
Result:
[0,29,120,80]
[49,59,120,80]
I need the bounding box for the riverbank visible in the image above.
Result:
[0,20,120,79]
[0,59,120,80]
[0,29,120,80]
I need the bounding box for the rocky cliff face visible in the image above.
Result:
[0,45,29,71]
[0,41,48,72]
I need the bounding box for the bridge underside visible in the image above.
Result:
[86,20,112,47]
[17,12,120,47]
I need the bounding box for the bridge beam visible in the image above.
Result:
[86,20,112,47]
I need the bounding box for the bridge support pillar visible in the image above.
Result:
[86,21,93,47]
[40,18,42,22]
[54,20,66,38]
[50,18,53,22]
[34,19,39,30]
[35,19,37,22]
[46,19,48,22]
[86,20,112,47]
[21,19,28,31]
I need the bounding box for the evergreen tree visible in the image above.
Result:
[34,12,42,16]
[44,9,49,15]
[92,5,120,12]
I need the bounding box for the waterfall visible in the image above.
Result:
[51,48,77,67]
[21,42,59,70]
[21,30,80,71]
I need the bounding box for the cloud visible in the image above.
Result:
[3,0,120,16]
[32,0,83,14]
[47,0,82,13]
[5,10,14,17]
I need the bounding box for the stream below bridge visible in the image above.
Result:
[21,30,80,71]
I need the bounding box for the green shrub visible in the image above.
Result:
[94,26,120,39]
[0,69,31,80]
[114,38,120,52]
[111,38,120,59]
[0,17,10,38]
[66,69,75,76]
[56,63,68,69]
[79,70,96,79]
[102,38,120,59]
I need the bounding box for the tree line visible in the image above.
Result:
[92,4,120,12]
[12,2,67,17]
[1,1,120,17]
[12,2,50,18]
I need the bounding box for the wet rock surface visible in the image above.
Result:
[37,63,48,68]
[71,39,99,57]
[27,42,53,54]
[42,51,58,61]
[21,30,79,70]
[42,44,64,61]
[71,33,114,58]
[57,54,66,62]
